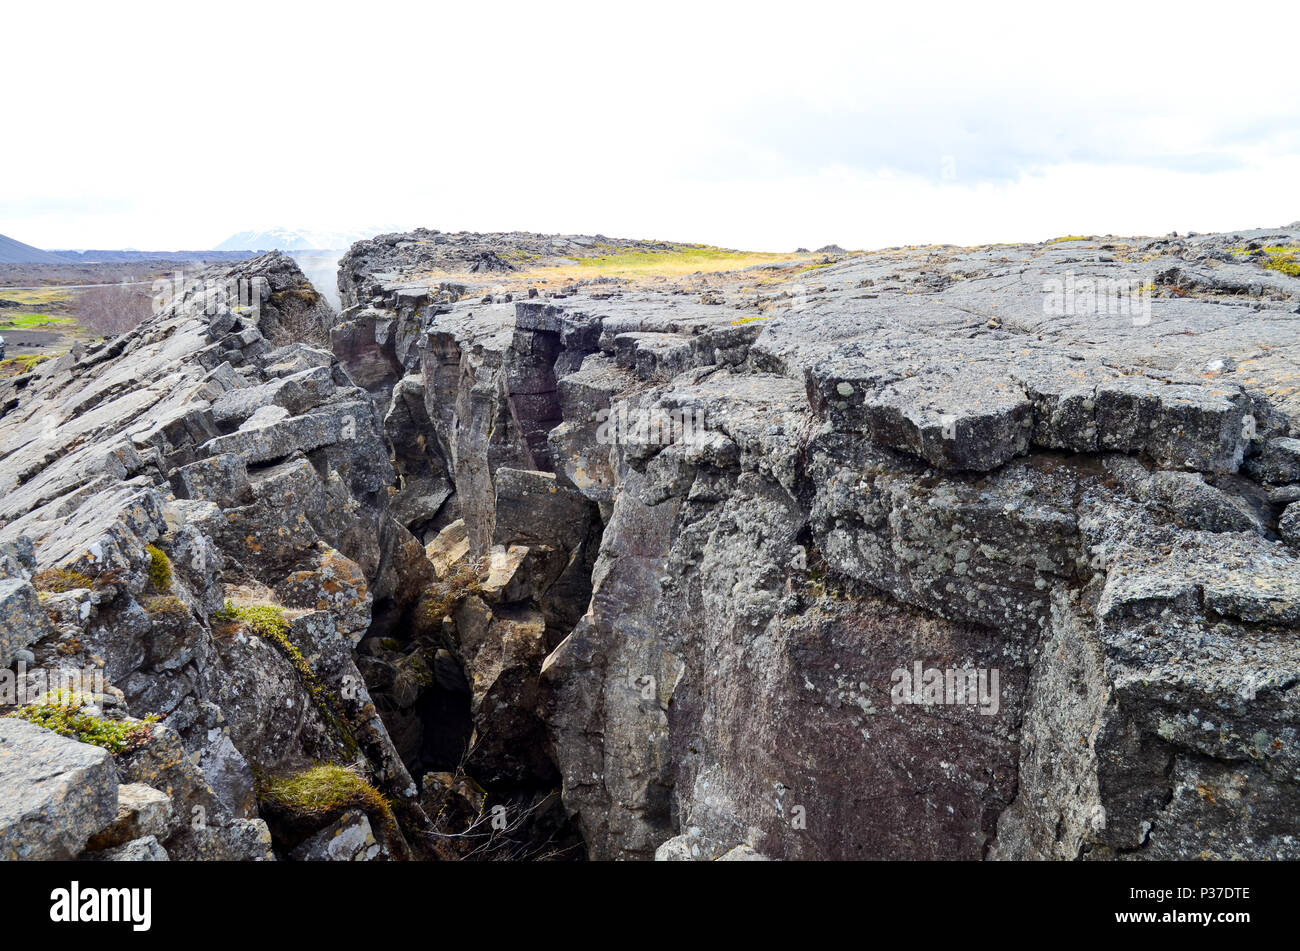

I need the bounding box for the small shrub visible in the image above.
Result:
[74,282,154,336]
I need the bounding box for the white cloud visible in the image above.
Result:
[2,0,1296,250]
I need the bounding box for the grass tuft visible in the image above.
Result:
[32,567,96,593]
[143,594,188,617]
[258,763,397,836]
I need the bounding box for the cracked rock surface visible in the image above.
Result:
[2,225,1299,861]
[341,225,1300,860]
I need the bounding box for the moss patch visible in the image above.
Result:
[570,243,801,279]
[145,544,173,591]
[214,601,288,639]
[8,692,157,755]
[270,286,323,308]
[258,763,397,838]
[0,354,52,377]
[1262,248,1300,278]
[1229,245,1300,278]
[422,562,484,624]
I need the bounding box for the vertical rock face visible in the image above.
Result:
[346,225,1300,861]
[3,227,1300,861]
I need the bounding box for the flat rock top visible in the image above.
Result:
[0,717,118,860]
[0,717,111,792]
[347,225,1300,476]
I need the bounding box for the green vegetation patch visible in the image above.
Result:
[0,313,76,330]
[9,691,157,755]
[0,354,52,377]
[1048,235,1095,244]
[1261,247,1300,278]
[270,286,323,307]
[214,601,356,752]
[572,243,797,276]
[1229,245,1300,278]
[145,544,173,591]
[143,594,188,617]
[0,288,73,307]
[422,562,484,624]
[214,601,292,642]
[258,763,396,834]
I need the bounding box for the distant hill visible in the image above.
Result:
[0,233,64,264]
[215,228,389,252]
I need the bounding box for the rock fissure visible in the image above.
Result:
[2,226,1299,861]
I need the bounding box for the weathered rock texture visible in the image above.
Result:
[340,225,1300,860]
[3,226,1299,862]
[0,253,432,860]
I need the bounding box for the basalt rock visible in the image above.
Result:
[3,226,1300,863]
[0,253,429,860]
[346,224,1300,861]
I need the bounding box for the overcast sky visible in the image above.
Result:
[4,1,1297,251]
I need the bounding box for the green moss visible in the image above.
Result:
[1228,245,1300,277]
[0,354,52,377]
[32,567,96,593]
[8,691,158,755]
[1048,235,1094,244]
[1262,248,1300,278]
[270,286,323,307]
[258,763,396,834]
[214,602,357,754]
[145,544,173,591]
[214,601,289,640]
[570,243,799,277]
